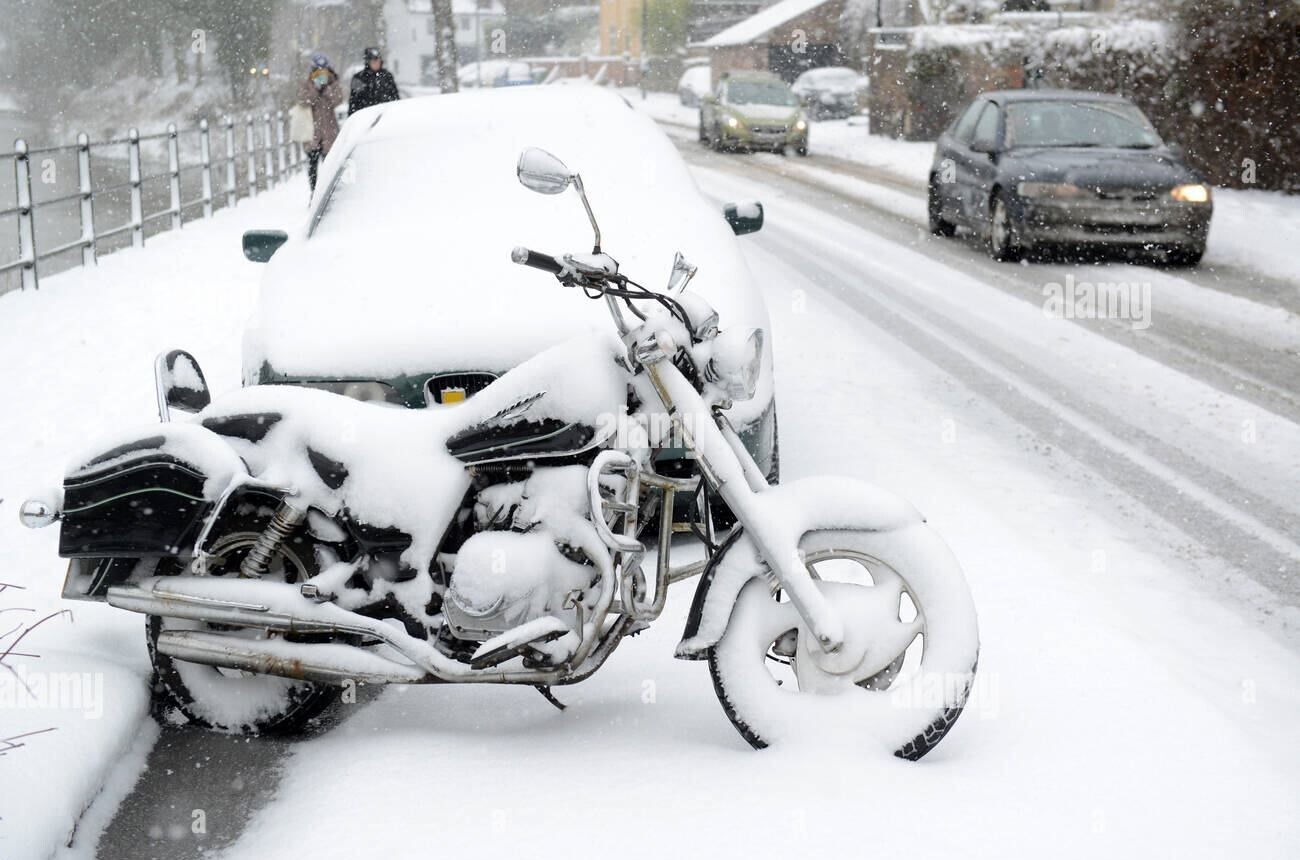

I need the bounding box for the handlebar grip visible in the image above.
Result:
[511,246,564,276]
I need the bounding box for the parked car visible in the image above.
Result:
[928,90,1212,265]
[699,71,807,156]
[678,65,712,107]
[240,87,778,481]
[791,67,866,120]
[459,60,535,89]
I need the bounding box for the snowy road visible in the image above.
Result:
[5,124,1299,859]
[673,139,1300,604]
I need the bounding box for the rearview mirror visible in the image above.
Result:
[154,349,211,421]
[517,148,573,195]
[724,201,764,235]
[242,229,288,262]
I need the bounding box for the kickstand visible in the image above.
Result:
[534,685,567,712]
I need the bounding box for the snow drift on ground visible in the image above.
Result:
[0,181,307,860]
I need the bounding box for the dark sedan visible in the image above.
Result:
[927,90,1212,265]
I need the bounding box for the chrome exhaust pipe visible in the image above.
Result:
[155,629,428,685]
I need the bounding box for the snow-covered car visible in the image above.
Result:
[240,87,778,478]
[791,66,866,120]
[678,65,711,106]
[458,60,534,89]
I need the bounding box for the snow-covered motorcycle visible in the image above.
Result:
[21,148,978,757]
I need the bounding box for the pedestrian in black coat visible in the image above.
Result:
[349,47,400,115]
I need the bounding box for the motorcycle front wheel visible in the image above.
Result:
[708,525,978,760]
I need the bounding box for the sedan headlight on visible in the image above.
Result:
[1170,183,1210,203]
[726,116,741,129]
[1017,182,1085,199]
[705,328,764,401]
[795,119,807,131]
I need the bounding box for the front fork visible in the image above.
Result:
[642,353,846,654]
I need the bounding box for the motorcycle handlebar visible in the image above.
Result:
[511,246,564,276]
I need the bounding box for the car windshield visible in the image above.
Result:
[728,81,797,107]
[1004,101,1163,149]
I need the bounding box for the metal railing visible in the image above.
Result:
[0,110,306,292]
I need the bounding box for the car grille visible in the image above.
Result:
[425,371,498,405]
[1093,187,1161,202]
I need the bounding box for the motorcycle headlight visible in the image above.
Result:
[1017,181,1085,199]
[1170,183,1210,203]
[705,328,764,401]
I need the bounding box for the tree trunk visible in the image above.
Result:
[431,0,460,92]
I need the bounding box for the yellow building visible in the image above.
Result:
[598,0,645,56]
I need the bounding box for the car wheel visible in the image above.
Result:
[795,145,808,157]
[989,191,1024,262]
[927,176,956,237]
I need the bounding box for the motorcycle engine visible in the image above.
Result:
[444,466,608,646]
[445,530,597,641]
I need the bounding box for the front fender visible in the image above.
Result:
[674,476,924,659]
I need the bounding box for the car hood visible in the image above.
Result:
[729,103,800,123]
[1002,147,1199,190]
[243,88,774,425]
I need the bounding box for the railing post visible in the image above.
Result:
[13,139,38,290]
[127,127,144,248]
[224,116,237,207]
[275,110,287,180]
[166,122,182,230]
[76,132,96,267]
[246,114,258,198]
[199,119,213,219]
[263,112,275,187]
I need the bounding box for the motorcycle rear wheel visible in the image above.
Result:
[708,525,978,759]
[147,536,339,735]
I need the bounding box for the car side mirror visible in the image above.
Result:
[970,139,997,156]
[154,349,211,421]
[724,201,764,235]
[1165,142,1187,161]
[242,229,288,262]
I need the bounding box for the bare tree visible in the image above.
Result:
[431,0,460,92]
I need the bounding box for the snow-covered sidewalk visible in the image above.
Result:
[0,181,307,860]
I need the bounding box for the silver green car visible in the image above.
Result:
[700,72,808,156]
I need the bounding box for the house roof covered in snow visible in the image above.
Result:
[704,0,835,47]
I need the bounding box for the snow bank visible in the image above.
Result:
[0,181,306,858]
